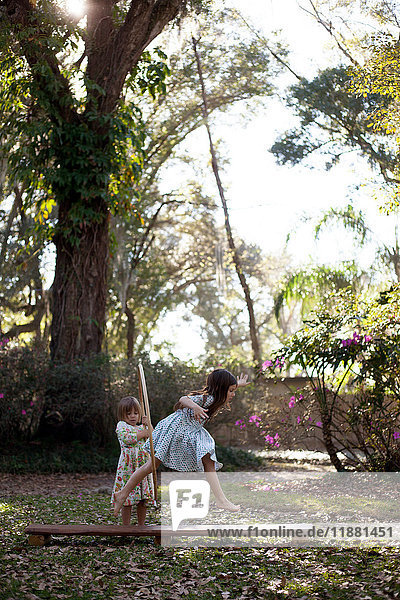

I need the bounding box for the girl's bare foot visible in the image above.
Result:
[215,500,240,512]
[113,491,126,516]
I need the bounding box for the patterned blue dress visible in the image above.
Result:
[143,394,222,471]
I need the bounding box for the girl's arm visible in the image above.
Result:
[117,422,150,444]
[117,421,139,446]
[178,396,208,422]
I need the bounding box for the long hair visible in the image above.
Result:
[175,369,237,420]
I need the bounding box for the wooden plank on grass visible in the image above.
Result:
[25,523,212,537]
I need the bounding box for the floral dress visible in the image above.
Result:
[111,421,156,507]
[143,394,222,472]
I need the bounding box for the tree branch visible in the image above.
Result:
[87,0,186,115]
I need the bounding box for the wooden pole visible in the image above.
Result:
[137,362,158,502]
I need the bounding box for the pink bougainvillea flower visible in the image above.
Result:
[364,335,372,343]
[288,397,295,408]
[235,419,244,426]
[274,442,280,448]
[261,360,273,371]
[249,415,261,423]
[274,433,280,440]
[316,421,322,427]
[21,409,26,415]
[297,416,301,424]
[394,432,400,440]
[0,393,4,399]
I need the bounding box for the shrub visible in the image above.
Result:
[0,348,260,470]
[41,354,115,444]
[259,287,400,471]
[0,343,48,443]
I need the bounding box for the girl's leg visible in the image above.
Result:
[136,500,147,526]
[202,453,240,511]
[114,458,160,516]
[121,505,132,526]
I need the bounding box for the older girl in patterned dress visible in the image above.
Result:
[111,396,156,525]
[113,369,249,517]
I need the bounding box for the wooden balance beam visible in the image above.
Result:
[25,523,212,546]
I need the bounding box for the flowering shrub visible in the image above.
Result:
[259,287,400,471]
[235,413,281,449]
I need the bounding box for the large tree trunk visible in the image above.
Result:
[50,202,109,361]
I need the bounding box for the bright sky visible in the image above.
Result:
[152,0,397,361]
[220,0,395,263]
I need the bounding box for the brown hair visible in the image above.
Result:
[175,369,237,420]
[117,396,142,422]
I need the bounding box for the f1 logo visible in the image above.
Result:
[169,480,210,530]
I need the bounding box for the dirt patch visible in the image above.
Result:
[0,472,114,497]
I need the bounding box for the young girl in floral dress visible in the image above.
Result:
[111,396,156,526]
[113,369,249,517]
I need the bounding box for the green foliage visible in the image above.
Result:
[43,354,115,444]
[0,439,119,473]
[214,444,263,472]
[0,344,48,443]
[0,16,170,244]
[270,65,397,181]
[349,34,400,134]
[110,355,204,425]
[106,5,288,357]
[315,204,369,244]
[0,439,261,474]
[0,342,264,472]
[263,287,400,470]
[349,33,400,207]
[313,202,400,284]
[274,262,364,323]
[129,48,171,99]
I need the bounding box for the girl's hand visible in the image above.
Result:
[137,427,150,440]
[192,404,208,423]
[237,373,250,387]
[141,415,152,435]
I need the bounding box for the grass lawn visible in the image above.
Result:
[1,489,400,599]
